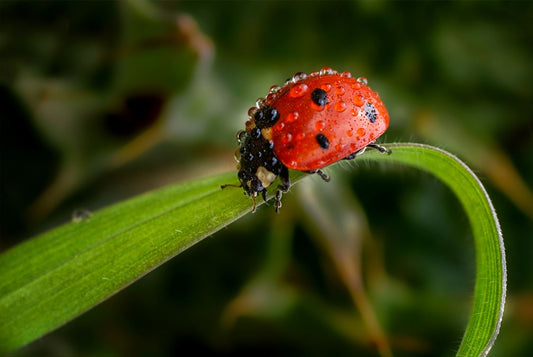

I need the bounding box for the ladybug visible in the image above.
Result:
[223,67,391,212]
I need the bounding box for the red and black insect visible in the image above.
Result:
[223,67,390,212]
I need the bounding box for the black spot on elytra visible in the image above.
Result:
[254,106,280,129]
[364,102,377,123]
[315,133,330,149]
[311,88,328,106]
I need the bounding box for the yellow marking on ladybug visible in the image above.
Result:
[256,166,277,188]
[261,127,273,141]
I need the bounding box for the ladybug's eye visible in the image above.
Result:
[254,106,280,129]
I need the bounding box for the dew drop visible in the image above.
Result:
[281,133,292,144]
[295,132,306,140]
[356,77,368,85]
[320,83,332,92]
[255,97,265,107]
[335,86,345,95]
[245,120,254,131]
[269,85,281,93]
[275,121,285,131]
[335,101,347,112]
[320,67,335,75]
[356,127,366,137]
[290,83,309,98]
[314,120,326,131]
[237,130,247,143]
[266,93,276,102]
[335,143,342,151]
[72,209,92,223]
[248,107,258,117]
[353,95,365,107]
[292,72,307,82]
[286,111,299,123]
[350,108,359,116]
[233,148,241,162]
[369,132,375,140]
[341,71,352,78]
[346,129,353,137]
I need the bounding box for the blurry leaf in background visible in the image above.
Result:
[298,175,391,356]
[3,0,214,226]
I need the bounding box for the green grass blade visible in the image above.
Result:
[0,172,256,353]
[362,143,506,356]
[0,143,505,356]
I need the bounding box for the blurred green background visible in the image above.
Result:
[1,1,532,356]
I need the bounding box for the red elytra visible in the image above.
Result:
[265,72,390,171]
[223,68,391,213]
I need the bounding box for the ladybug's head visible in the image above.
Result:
[234,126,284,202]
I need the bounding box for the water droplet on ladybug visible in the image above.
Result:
[320,67,334,75]
[269,85,281,93]
[356,77,368,85]
[335,101,347,112]
[275,121,285,131]
[353,95,364,107]
[281,133,292,144]
[292,72,307,82]
[356,127,366,137]
[315,120,326,131]
[233,148,241,162]
[245,120,254,130]
[346,129,353,137]
[335,86,345,95]
[341,71,352,78]
[237,130,247,143]
[295,132,306,140]
[290,83,309,98]
[266,93,276,102]
[255,97,265,107]
[286,111,299,122]
[320,83,332,92]
[248,107,258,117]
[350,108,359,116]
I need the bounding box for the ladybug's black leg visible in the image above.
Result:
[221,183,242,189]
[367,143,391,155]
[306,169,330,182]
[261,189,268,202]
[275,166,291,213]
[343,147,366,161]
[250,193,257,213]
